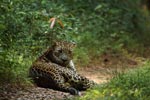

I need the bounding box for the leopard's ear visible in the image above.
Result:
[52,41,59,49]
[71,42,76,48]
[70,42,76,50]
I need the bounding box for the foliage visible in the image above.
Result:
[0,0,150,83]
[0,0,79,83]
[72,62,150,100]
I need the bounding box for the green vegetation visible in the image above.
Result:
[73,62,150,100]
[1,0,150,99]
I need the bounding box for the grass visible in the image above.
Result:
[71,61,150,100]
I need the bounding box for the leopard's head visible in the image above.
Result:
[46,41,76,66]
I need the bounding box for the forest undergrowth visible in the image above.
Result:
[0,0,150,99]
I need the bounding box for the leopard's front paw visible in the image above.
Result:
[68,87,80,95]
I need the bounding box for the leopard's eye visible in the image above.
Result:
[54,51,59,56]
[68,50,72,54]
[58,49,63,53]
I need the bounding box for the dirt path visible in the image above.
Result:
[0,85,73,100]
[0,60,140,100]
[0,66,110,100]
[78,67,112,84]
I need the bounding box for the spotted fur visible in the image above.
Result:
[29,41,95,95]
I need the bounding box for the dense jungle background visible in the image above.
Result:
[0,0,150,100]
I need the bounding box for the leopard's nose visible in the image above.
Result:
[62,57,68,62]
[63,59,67,62]
[61,55,68,62]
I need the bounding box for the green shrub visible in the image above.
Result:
[74,62,150,100]
[0,0,150,83]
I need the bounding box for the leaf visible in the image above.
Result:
[0,24,6,30]
[95,4,102,11]
[48,17,64,29]
[49,17,56,29]
[57,19,64,28]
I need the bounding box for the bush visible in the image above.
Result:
[0,0,150,83]
[75,62,150,100]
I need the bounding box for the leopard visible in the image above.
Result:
[29,41,96,95]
